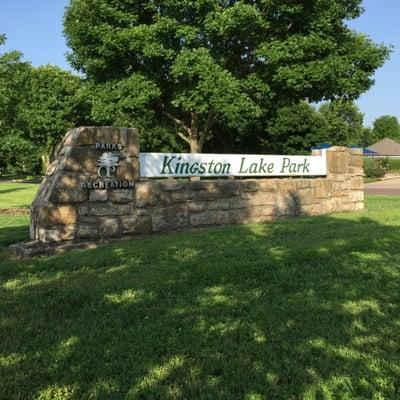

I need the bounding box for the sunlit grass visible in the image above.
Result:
[0,181,39,209]
[0,195,400,399]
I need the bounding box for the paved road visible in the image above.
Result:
[365,178,400,195]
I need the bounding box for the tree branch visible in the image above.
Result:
[160,102,191,137]
[176,130,191,145]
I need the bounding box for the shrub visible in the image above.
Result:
[364,158,387,178]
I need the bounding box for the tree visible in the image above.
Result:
[359,126,377,147]
[0,35,35,172]
[263,102,327,154]
[372,115,400,142]
[23,65,90,157]
[319,100,364,146]
[87,77,184,152]
[64,0,390,153]
[0,36,89,173]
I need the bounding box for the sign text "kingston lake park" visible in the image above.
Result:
[139,153,327,178]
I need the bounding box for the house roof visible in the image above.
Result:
[367,138,400,156]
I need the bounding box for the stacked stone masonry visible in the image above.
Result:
[30,127,363,243]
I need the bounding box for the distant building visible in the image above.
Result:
[367,138,400,157]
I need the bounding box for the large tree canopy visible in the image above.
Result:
[0,36,89,173]
[64,0,390,152]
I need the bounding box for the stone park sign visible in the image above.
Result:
[10,127,364,257]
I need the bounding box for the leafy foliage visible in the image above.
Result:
[364,157,388,178]
[64,0,390,152]
[0,37,88,173]
[372,115,400,142]
[319,99,365,146]
[263,102,327,154]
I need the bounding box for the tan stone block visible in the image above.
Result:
[207,199,231,210]
[296,179,312,189]
[116,157,140,181]
[191,180,240,198]
[63,147,98,173]
[136,209,148,216]
[248,205,275,217]
[341,203,357,212]
[152,206,188,232]
[63,129,78,146]
[89,190,108,202]
[348,191,364,203]
[241,181,260,192]
[94,127,120,144]
[327,151,347,174]
[354,201,364,211]
[159,181,185,191]
[171,190,193,203]
[50,175,88,203]
[297,188,314,205]
[350,177,364,190]
[331,181,350,195]
[347,166,364,176]
[76,127,95,145]
[190,211,215,226]
[46,159,61,176]
[277,192,301,216]
[98,217,120,236]
[188,202,206,213]
[136,182,159,207]
[321,198,343,213]
[120,215,152,234]
[246,192,276,206]
[278,179,296,193]
[109,189,134,203]
[301,203,322,216]
[38,225,75,242]
[90,203,132,216]
[313,179,329,199]
[77,223,99,239]
[121,128,140,157]
[39,206,78,226]
[78,205,89,216]
[348,149,364,167]
[259,180,278,192]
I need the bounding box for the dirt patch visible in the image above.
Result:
[0,208,29,216]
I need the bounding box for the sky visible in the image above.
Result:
[0,0,398,127]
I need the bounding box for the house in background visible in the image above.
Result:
[367,138,400,158]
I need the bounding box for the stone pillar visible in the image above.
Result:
[324,146,364,212]
[30,127,140,242]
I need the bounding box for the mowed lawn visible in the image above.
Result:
[1,182,400,399]
[0,181,40,209]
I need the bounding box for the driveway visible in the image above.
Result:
[365,178,400,195]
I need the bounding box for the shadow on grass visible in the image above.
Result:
[1,211,400,399]
[0,187,28,195]
[0,222,29,247]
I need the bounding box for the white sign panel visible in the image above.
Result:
[139,152,327,178]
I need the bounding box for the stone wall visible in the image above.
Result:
[30,127,363,243]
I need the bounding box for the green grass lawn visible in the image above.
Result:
[1,189,400,399]
[0,181,40,209]
[364,157,400,175]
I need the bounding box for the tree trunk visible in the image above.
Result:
[189,138,202,153]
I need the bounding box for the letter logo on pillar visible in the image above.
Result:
[97,152,119,178]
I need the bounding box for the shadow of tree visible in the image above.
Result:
[0,187,28,195]
[1,204,400,399]
[0,221,29,248]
